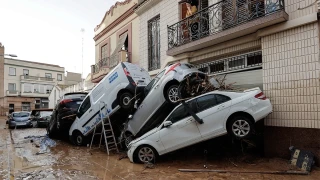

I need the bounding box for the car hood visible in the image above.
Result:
[130,127,158,145]
[12,117,29,122]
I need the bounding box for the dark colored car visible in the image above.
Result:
[31,109,53,128]
[47,92,88,138]
[8,111,33,129]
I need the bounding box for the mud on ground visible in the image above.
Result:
[0,117,319,180]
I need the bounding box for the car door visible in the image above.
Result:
[130,70,165,135]
[159,100,201,153]
[195,94,232,140]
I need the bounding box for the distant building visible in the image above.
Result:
[65,71,82,86]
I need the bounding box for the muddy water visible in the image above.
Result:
[0,117,319,180]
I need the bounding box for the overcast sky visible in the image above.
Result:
[0,0,118,78]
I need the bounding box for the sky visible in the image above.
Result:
[0,0,118,78]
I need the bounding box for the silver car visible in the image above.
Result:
[8,111,33,129]
[123,63,206,144]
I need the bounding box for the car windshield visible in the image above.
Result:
[12,112,30,117]
[40,111,52,117]
[144,70,165,96]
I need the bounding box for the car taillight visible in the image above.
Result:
[60,99,73,104]
[123,68,131,77]
[165,63,180,75]
[255,92,267,100]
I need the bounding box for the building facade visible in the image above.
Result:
[0,45,66,115]
[137,0,320,160]
[91,0,140,83]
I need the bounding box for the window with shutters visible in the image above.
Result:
[148,15,160,71]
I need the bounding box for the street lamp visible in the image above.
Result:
[0,54,18,57]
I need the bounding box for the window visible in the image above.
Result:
[209,61,225,73]
[9,67,16,76]
[8,83,16,91]
[144,70,165,96]
[21,102,31,111]
[216,94,231,104]
[148,15,160,71]
[45,73,52,78]
[196,94,217,112]
[57,74,62,81]
[77,96,91,118]
[23,83,32,93]
[34,84,39,92]
[228,56,245,69]
[46,85,53,94]
[101,44,109,59]
[23,69,29,75]
[247,53,262,66]
[39,85,45,94]
[166,100,197,124]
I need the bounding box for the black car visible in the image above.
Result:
[47,92,88,138]
[31,109,53,128]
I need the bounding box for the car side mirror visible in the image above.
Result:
[163,121,172,127]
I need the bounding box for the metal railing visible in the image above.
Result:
[196,51,262,75]
[92,57,110,74]
[167,0,285,49]
[92,52,131,74]
[20,75,54,81]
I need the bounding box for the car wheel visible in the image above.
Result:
[124,133,133,148]
[134,145,158,164]
[165,84,179,104]
[47,116,59,139]
[119,92,133,110]
[227,116,253,139]
[73,131,87,146]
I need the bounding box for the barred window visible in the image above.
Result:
[148,15,160,71]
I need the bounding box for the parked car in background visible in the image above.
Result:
[8,111,33,129]
[47,92,88,138]
[31,109,53,128]
[123,63,207,145]
[69,62,151,146]
[127,87,272,163]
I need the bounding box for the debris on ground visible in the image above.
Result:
[24,135,56,154]
[289,146,315,172]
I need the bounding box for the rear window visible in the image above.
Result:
[13,112,30,117]
[40,111,52,117]
[180,64,195,69]
[64,93,87,100]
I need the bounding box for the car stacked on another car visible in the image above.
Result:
[122,62,207,146]
[8,111,33,129]
[47,92,88,138]
[127,87,272,163]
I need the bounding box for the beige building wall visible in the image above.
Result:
[137,0,179,75]
[262,22,320,129]
[0,44,4,98]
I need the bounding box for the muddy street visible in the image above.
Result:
[0,117,318,180]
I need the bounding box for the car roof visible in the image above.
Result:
[64,92,88,96]
[12,111,30,114]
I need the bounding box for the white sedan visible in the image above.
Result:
[127,87,272,163]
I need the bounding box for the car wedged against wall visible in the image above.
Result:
[69,62,151,146]
[123,63,206,144]
[127,87,272,163]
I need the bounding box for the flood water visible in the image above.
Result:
[0,117,319,180]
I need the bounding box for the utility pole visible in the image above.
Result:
[81,28,85,90]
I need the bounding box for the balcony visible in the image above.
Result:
[167,0,288,56]
[6,90,19,96]
[91,50,130,83]
[20,75,55,83]
[20,91,50,98]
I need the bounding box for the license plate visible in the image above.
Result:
[16,122,26,125]
[77,101,82,104]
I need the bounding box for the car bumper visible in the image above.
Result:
[9,121,33,128]
[127,145,137,163]
[251,99,273,122]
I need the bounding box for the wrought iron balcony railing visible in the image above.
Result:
[92,57,109,74]
[168,0,285,50]
[92,51,131,74]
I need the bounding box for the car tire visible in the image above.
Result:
[119,92,134,110]
[227,116,254,139]
[72,131,87,146]
[133,145,158,164]
[47,116,59,139]
[165,84,179,104]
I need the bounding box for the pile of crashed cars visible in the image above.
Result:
[46,62,273,164]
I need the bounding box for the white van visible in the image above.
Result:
[69,62,151,145]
